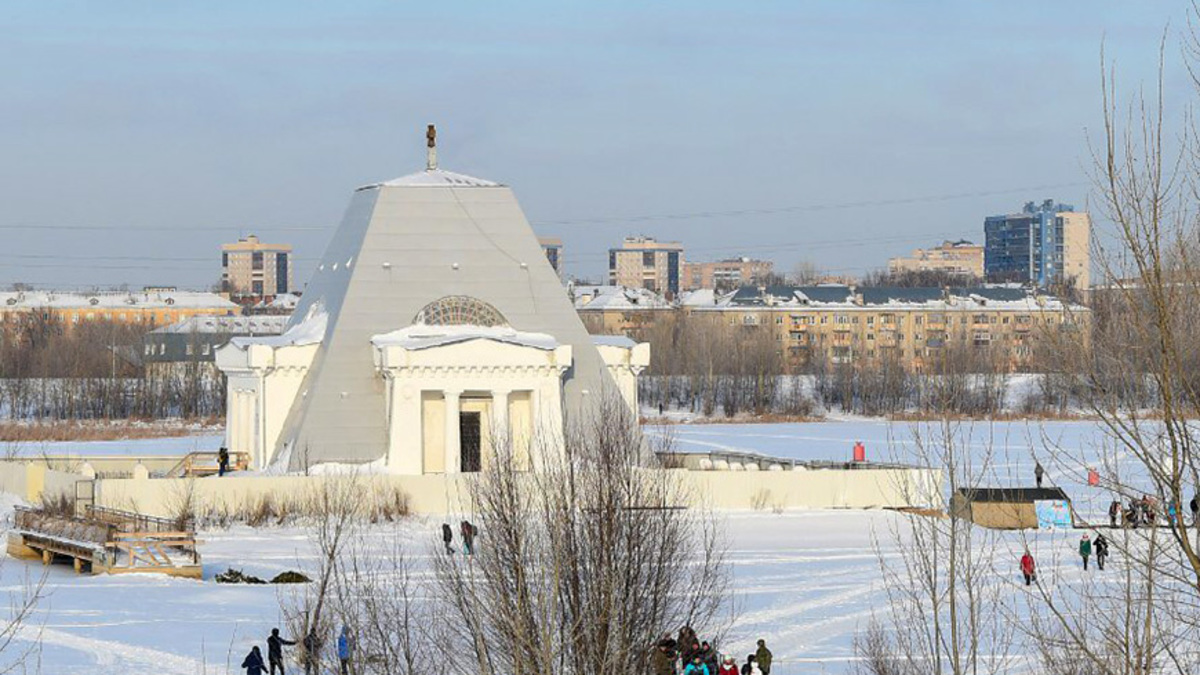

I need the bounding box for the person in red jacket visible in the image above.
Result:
[1020,550,1036,586]
[718,655,739,675]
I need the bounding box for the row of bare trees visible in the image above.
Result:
[0,314,224,420]
[278,397,733,675]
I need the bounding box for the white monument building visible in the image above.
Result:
[217,127,650,474]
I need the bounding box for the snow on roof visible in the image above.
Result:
[358,168,501,191]
[573,285,671,310]
[688,285,1083,312]
[263,293,301,309]
[371,324,559,351]
[230,305,327,348]
[152,314,291,335]
[0,290,238,311]
[679,289,718,307]
[591,335,637,349]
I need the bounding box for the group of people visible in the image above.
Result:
[442,520,478,555]
[652,627,773,675]
[1019,532,1111,585]
[241,626,354,675]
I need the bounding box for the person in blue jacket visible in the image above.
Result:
[684,654,710,675]
[337,625,354,675]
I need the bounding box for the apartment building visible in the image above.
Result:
[607,237,683,298]
[888,240,984,278]
[681,285,1087,373]
[142,314,289,377]
[0,289,240,329]
[221,235,293,298]
[538,237,564,278]
[682,257,775,291]
[985,200,1091,289]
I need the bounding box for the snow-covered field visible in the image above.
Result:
[1,433,225,458]
[0,508,1121,675]
[0,417,1165,674]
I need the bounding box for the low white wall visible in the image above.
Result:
[0,462,85,504]
[91,467,942,519]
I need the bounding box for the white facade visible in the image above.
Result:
[216,157,650,475]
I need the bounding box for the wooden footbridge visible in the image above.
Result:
[7,505,201,578]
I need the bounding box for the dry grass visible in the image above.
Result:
[886,411,1099,422]
[0,420,219,443]
[645,412,825,426]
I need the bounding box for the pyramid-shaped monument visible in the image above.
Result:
[218,128,646,472]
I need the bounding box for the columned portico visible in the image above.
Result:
[443,389,462,474]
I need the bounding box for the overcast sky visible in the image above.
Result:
[0,1,1189,289]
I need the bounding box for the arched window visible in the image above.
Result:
[413,296,507,327]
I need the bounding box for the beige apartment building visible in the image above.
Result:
[888,240,984,278]
[221,235,293,298]
[0,289,239,331]
[538,236,564,278]
[985,201,1091,290]
[680,285,1088,373]
[682,257,775,291]
[607,237,683,298]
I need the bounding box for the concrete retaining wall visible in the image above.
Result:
[0,462,85,504]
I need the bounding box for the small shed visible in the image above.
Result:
[950,487,1072,530]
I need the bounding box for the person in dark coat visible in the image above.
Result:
[442,523,454,554]
[301,629,322,675]
[267,628,295,675]
[677,626,697,655]
[218,447,230,477]
[754,639,773,675]
[1095,534,1109,571]
[651,641,676,675]
[698,641,718,675]
[1109,500,1121,528]
[461,520,477,555]
[1034,462,1044,488]
[741,654,760,675]
[243,646,268,675]
[1190,495,1199,525]
[1079,534,1092,570]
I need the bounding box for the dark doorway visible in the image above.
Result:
[460,411,482,473]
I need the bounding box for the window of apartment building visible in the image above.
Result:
[973,332,991,346]
[202,343,211,356]
[961,317,968,325]
[742,314,758,325]
[186,344,194,356]
[276,253,289,294]
[914,316,922,325]
[252,280,264,295]
[835,315,850,324]
[820,316,828,324]
[144,344,153,356]
[222,252,228,267]
[252,251,264,270]
[1002,316,1009,324]
[881,314,895,325]
[990,316,998,324]
[1016,315,1032,324]
[972,314,987,324]
[159,343,166,355]
[866,316,874,325]
[642,252,655,267]
[775,316,783,325]
[867,333,874,341]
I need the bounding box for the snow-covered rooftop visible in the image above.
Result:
[371,324,559,351]
[685,285,1084,313]
[573,285,672,311]
[230,305,327,349]
[152,315,291,335]
[0,290,238,311]
[358,168,501,191]
[591,335,638,349]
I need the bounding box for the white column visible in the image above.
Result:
[492,389,510,451]
[444,390,462,474]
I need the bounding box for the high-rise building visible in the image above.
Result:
[682,257,775,291]
[538,237,564,278]
[607,237,683,298]
[984,200,1090,289]
[221,235,293,298]
[888,240,984,278]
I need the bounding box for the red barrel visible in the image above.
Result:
[1087,468,1099,487]
[853,441,866,463]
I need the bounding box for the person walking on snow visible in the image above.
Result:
[267,628,296,675]
[718,655,739,675]
[754,639,773,675]
[1020,550,1036,586]
[1109,499,1121,528]
[218,446,230,477]
[1079,534,1092,570]
[242,646,268,675]
[461,520,476,555]
[1034,462,1045,488]
[337,625,353,675]
[651,641,676,675]
[741,655,762,675]
[441,523,454,555]
[1095,534,1109,571]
